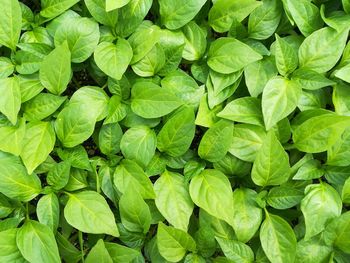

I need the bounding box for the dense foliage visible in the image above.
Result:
[1,0,350,262]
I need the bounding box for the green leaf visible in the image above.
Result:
[0,0,21,50]
[154,170,194,231]
[0,117,25,156]
[157,222,196,262]
[105,242,141,262]
[267,186,303,209]
[0,229,26,263]
[207,37,262,74]
[217,97,264,126]
[216,237,254,263]
[274,34,298,76]
[94,39,133,80]
[131,82,182,118]
[106,0,130,11]
[119,188,151,233]
[47,161,71,190]
[85,0,119,26]
[291,68,335,90]
[0,57,14,79]
[114,0,153,37]
[98,123,123,156]
[342,176,350,204]
[335,63,350,83]
[295,236,332,263]
[120,126,157,168]
[189,169,234,226]
[69,86,109,121]
[54,17,100,63]
[41,0,80,19]
[64,191,119,237]
[114,159,155,199]
[248,0,282,40]
[23,93,66,121]
[293,113,350,153]
[86,239,113,263]
[159,0,207,30]
[16,220,61,263]
[252,131,290,186]
[128,22,160,64]
[131,43,165,77]
[324,211,350,254]
[39,42,71,95]
[293,159,324,180]
[20,121,56,174]
[182,21,207,61]
[301,183,342,240]
[198,120,233,162]
[0,152,41,201]
[232,188,262,243]
[36,193,60,231]
[157,107,196,157]
[262,77,301,130]
[208,0,261,33]
[260,212,297,263]
[244,56,278,97]
[0,77,21,125]
[229,124,266,162]
[55,103,97,148]
[283,0,323,36]
[298,27,348,73]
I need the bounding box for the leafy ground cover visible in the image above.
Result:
[0,0,350,262]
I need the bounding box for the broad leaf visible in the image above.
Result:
[64,191,119,237]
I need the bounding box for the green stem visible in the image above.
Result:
[95,168,100,194]
[72,77,81,88]
[78,231,85,263]
[26,202,29,220]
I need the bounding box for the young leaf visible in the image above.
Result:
[248,0,282,40]
[119,189,151,233]
[16,220,61,263]
[301,183,342,240]
[189,169,234,226]
[262,77,301,130]
[154,170,194,231]
[208,0,261,33]
[20,121,56,174]
[232,188,262,243]
[39,42,71,95]
[159,0,207,30]
[0,0,22,50]
[131,82,182,118]
[0,229,25,262]
[120,126,156,168]
[299,27,348,73]
[217,97,264,126]
[0,77,21,125]
[216,237,254,263]
[274,34,298,76]
[260,212,297,263]
[64,191,119,237]
[85,239,113,263]
[207,37,262,74]
[0,152,41,201]
[252,131,291,186]
[198,120,233,162]
[157,222,196,262]
[157,107,196,157]
[36,193,60,232]
[94,39,133,80]
[114,159,155,199]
